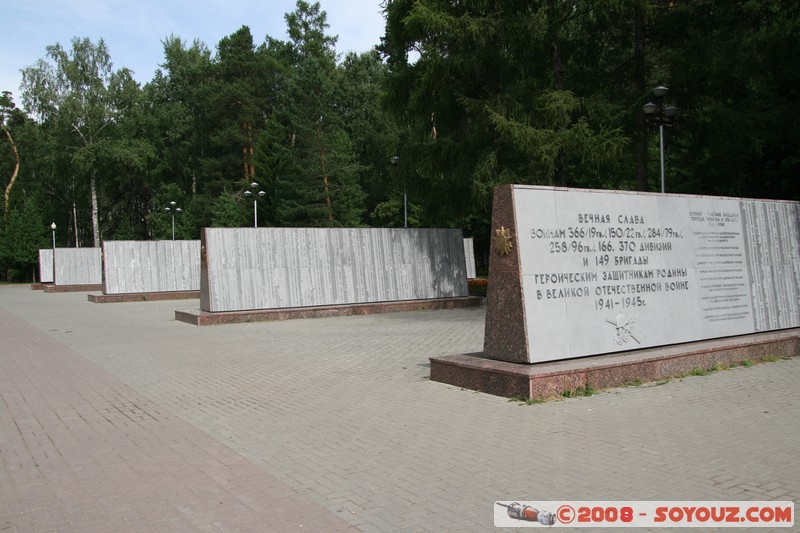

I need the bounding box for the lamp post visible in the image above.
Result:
[642,85,680,193]
[164,201,182,240]
[243,181,266,228]
[391,156,407,228]
[50,222,56,249]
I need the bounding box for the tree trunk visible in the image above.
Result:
[72,201,80,248]
[2,122,20,221]
[90,171,100,247]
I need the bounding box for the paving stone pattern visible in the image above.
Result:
[1,285,798,532]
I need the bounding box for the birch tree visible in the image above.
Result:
[21,37,139,246]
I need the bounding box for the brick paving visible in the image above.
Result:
[1,284,798,532]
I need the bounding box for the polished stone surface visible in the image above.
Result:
[484,185,800,363]
[433,328,800,399]
[53,248,102,286]
[464,237,477,279]
[38,249,53,283]
[201,228,468,313]
[102,240,200,295]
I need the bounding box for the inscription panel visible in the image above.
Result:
[38,249,54,283]
[512,186,799,362]
[103,240,200,294]
[202,228,468,313]
[464,238,477,279]
[54,248,103,286]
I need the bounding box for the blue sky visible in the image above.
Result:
[2,0,387,107]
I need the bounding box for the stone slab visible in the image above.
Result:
[485,185,800,363]
[38,249,53,283]
[201,227,468,313]
[464,237,477,279]
[89,290,200,303]
[44,283,103,293]
[177,296,484,326]
[102,240,200,294]
[432,328,800,399]
[53,247,103,286]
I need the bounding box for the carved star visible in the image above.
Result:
[494,226,513,256]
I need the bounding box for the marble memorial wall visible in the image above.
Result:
[485,185,800,363]
[201,227,469,313]
[464,238,477,279]
[53,248,103,286]
[102,240,201,294]
[38,249,54,283]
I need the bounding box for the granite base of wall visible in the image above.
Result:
[89,291,200,304]
[31,283,52,291]
[44,284,104,293]
[176,296,485,326]
[430,328,800,400]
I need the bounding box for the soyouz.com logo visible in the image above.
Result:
[494,501,795,528]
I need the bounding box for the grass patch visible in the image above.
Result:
[501,355,791,404]
[685,367,712,377]
[760,355,788,363]
[561,384,595,398]
[508,395,545,405]
[508,396,545,405]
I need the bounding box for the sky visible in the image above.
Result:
[2,0,388,108]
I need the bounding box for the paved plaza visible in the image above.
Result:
[0,284,798,532]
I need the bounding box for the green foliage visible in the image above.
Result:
[370,198,421,228]
[210,191,244,228]
[21,37,151,246]
[262,2,365,228]
[6,0,798,258]
[148,183,191,239]
[0,197,48,280]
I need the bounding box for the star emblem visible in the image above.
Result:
[494,226,513,256]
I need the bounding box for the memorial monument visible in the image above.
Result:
[431,185,800,398]
[88,240,201,303]
[177,227,481,325]
[35,249,54,287]
[42,248,103,292]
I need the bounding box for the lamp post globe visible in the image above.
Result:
[642,85,680,193]
[244,182,266,228]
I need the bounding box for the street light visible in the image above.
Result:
[243,181,266,228]
[164,201,182,240]
[642,85,680,193]
[391,156,407,228]
[50,222,56,249]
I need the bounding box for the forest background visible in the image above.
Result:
[1,0,798,280]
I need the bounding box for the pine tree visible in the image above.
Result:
[260,1,365,227]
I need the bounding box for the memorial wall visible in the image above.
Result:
[201,228,468,313]
[53,248,103,286]
[102,240,200,294]
[484,185,800,364]
[38,249,54,283]
[464,238,477,279]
